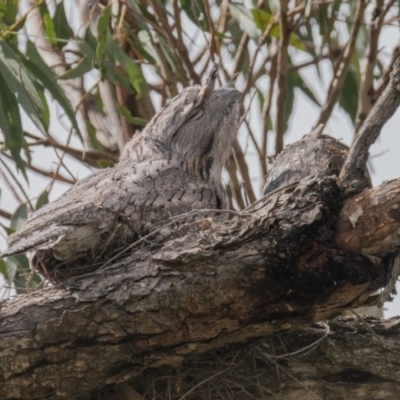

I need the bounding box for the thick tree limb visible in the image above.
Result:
[123,316,400,400]
[2,173,400,399]
[336,178,400,256]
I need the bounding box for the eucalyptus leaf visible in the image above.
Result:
[0,39,45,133]
[24,41,82,139]
[10,203,27,231]
[35,190,49,210]
[229,3,260,40]
[0,70,25,175]
[58,56,93,80]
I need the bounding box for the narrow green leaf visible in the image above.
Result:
[0,71,25,175]
[77,32,97,60]
[87,122,101,151]
[24,40,82,139]
[58,56,93,80]
[35,190,49,210]
[10,203,27,231]
[251,9,271,30]
[97,6,111,37]
[96,6,111,66]
[338,67,359,124]
[0,259,7,280]
[0,39,45,133]
[111,44,148,97]
[5,256,18,282]
[4,0,18,25]
[37,1,58,49]
[179,0,209,30]
[229,3,260,40]
[118,104,148,126]
[37,88,50,129]
[103,53,131,90]
[53,2,70,45]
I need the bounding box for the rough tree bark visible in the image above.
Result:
[2,59,400,400]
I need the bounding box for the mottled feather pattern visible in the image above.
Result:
[1,68,241,281]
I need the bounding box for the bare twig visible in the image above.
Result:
[0,158,33,211]
[350,309,387,349]
[1,153,75,185]
[148,0,200,83]
[260,322,330,359]
[226,157,246,210]
[0,166,24,205]
[339,56,400,191]
[314,0,368,130]
[275,0,290,154]
[0,209,12,220]
[375,44,400,98]
[233,142,257,205]
[356,0,388,130]
[23,131,118,167]
[261,43,278,179]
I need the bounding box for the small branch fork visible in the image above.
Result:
[338,56,400,192]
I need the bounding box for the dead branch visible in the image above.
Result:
[339,56,400,191]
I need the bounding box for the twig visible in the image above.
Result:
[313,0,367,130]
[96,208,250,272]
[375,44,400,98]
[260,323,330,360]
[258,349,323,400]
[350,309,387,349]
[226,156,246,210]
[0,209,12,220]
[1,153,75,185]
[0,165,24,205]
[261,43,278,179]
[275,0,290,154]
[0,158,33,211]
[241,181,299,213]
[23,131,117,167]
[232,33,249,77]
[356,0,388,130]
[287,54,330,72]
[148,0,200,83]
[47,126,74,194]
[233,142,257,205]
[338,56,400,191]
[201,0,217,60]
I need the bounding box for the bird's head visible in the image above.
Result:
[158,67,241,182]
[120,66,241,183]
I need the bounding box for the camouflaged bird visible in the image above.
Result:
[1,67,241,282]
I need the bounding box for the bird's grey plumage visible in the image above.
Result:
[1,68,241,281]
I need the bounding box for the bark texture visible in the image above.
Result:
[122,316,400,400]
[1,172,400,399]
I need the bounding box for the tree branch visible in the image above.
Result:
[339,56,400,191]
[314,0,367,130]
[1,172,400,398]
